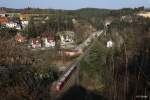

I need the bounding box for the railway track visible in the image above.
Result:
[50,30,104,99]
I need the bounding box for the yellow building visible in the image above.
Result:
[20,14,30,21]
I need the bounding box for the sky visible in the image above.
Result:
[0,0,150,10]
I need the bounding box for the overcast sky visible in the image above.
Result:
[0,0,150,10]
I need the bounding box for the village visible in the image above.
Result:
[0,10,81,52]
[1,3,150,99]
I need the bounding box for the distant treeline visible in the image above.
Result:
[1,7,145,30]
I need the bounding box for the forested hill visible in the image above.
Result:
[0,7,143,14]
[0,7,145,31]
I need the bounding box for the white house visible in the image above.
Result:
[107,40,113,48]
[0,13,5,17]
[31,38,42,48]
[58,31,74,46]
[60,34,74,44]
[0,10,6,17]
[5,21,17,28]
[5,21,21,30]
[43,37,55,48]
[21,21,29,28]
[59,31,75,49]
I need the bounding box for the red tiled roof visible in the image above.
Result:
[0,18,8,24]
[32,38,41,44]
[47,36,55,42]
[15,33,26,42]
[41,32,54,37]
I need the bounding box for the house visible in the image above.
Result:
[15,33,26,43]
[16,25,22,30]
[57,31,75,48]
[0,18,21,29]
[42,36,55,48]
[31,37,42,48]
[120,15,133,23]
[0,13,6,17]
[41,32,56,48]
[21,20,29,28]
[20,14,29,28]
[0,18,8,25]
[20,14,30,21]
[0,10,6,17]
[5,20,21,30]
[107,40,113,48]
[5,21,17,28]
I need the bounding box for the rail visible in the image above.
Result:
[50,30,104,99]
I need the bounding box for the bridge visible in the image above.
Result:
[50,30,104,100]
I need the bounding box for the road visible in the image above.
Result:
[74,30,103,51]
